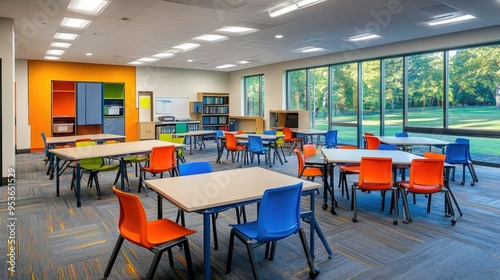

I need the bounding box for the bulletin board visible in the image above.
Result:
[154,96,190,119]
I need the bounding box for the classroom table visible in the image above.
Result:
[234,133,285,167]
[49,140,184,207]
[175,130,216,155]
[321,149,461,217]
[292,129,327,145]
[376,136,449,152]
[46,134,126,179]
[144,167,331,280]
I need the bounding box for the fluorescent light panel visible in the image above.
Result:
[349,34,381,41]
[301,47,324,53]
[61,17,90,28]
[193,34,228,42]
[44,56,60,60]
[54,32,78,40]
[215,64,236,69]
[46,49,65,55]
[216,26,259,34]
[428,14,475,26]
[50,42,72,48]
[68,0,109,14]
[268,4,297,18]
[297,0,325,8]
[172,43,200,51]
[152,52,175,58]
[137,57,159,62]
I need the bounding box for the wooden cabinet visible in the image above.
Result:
[196,92,230,131]
[269,110,309,130]
[138,122,155,140]
[229,116,264,133]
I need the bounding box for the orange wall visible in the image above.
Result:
[28,60,137,150]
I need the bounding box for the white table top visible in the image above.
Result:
[291,129,327,135]
[49,140,184,160]
[175,130,216,137]
[46,134,125,145]
[235,133,283,140]
[376,136,449,146]
[145,167,320,212]
[321,149,423,165]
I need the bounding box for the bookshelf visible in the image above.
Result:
[138,121,201,140]
[52,81,76,136]
[197,92,230,131]
[229,116,264,133]
[269,110,309,130]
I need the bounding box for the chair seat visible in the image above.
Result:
[145,219,196,246]
[356,182,393,191]
[125,155,149,163]
[339,165,360,174]
[301,167,324,177]
[142,166,174,174]
[84,163,120,172]
[231,221,259,239]
[398,181,442,194]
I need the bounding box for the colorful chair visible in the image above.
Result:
[247,135,270,166]
[224,132,246,167]
[336,145,359,200]
[103,186,196,280]
[323,130,338,149]
[365,135,380,150]
[283,127,304,155]
[226,182,319,279]
[351,157,399,225]
[454,138,479,184]
[138,145,176,195]
[445,142,477,186]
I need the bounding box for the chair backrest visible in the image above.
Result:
[302,144,317,158]
[395,132,409,137]
[294,148,305,177]
[215,130,224,137]
[75,140,104,169]
[282,127,293,141]
[408,159,444,190]
[423,152,446,160]
[276,131,285,146]
[378,144,397,150]
[171,136,185,144]
[365,136,380,150]
[255,182,303,243]
[445,143,468,164]
[112,186,153,248]
[248,135,264,153]
[455,138,472,160]
[179,161,213,176]
[358,157,392,189]
[325,130,338,147]
[76,138,92,143]
[159,133,173,142]
[363,132,375,148]
[237,130,245,134]
[263,130,276,135]
[41,132,49,156]
[224,132,238,149]
[149,146,175,170]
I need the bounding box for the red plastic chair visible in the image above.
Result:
[224,132,247,167]
[138,145,176,195]
[103,186,196,280]
[365,136,380,150]
[283,127,304,155]
[337,145,359,200]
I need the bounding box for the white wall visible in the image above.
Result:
[136,66,229,121]
[1,17,15,184]
[228,25,500,129]
[15,59,29,150]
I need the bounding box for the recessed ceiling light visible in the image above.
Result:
[54,32,79,41]
[172,43,200,51]
[44,56,60,60]
[50,42,72,48]
[193,34,228,42]
[68,0,109,14]
[275,34,283,39]
[61,17,90,28]
[301,47,325,53]
[187,59,194,62]
[128,61,143,65]
[238,60,250,64]
[349,34,381,41]
[215,64,236,69]
[152,52,175,58]
[46,49,65,55]
[428,14,475,26]
[268,4,297,17]
[85,52,93,56]
[216,26,259,34]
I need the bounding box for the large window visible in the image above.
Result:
[361,60,381,135]
[244,75,264,116]
[383,57,404,135]
[287,70,307,111]
[330,63,358,144]
[308,67,328,129]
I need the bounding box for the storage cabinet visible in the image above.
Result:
[137,122,155,140]
[269,110,310,130]
[77,82,103,126]
[103,118,125,135]
[197,92,230,131]
[229,116,264,132]
[52,81,76,136]
[103,83,125,135]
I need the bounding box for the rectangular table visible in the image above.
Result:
[376,136,449,152]
[46,134,126,179]
[144,167,328,280]
[50,140,184,207]
[175,130,216,155]
[292,129,327,145]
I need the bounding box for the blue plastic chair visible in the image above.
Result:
[445,143,477,186]
[247,135,270,166]
[395,132,408,137]
[178,162,246,250]
[323,130,338,149]
[378,144,397,150]
[226,182,319,279]
[455,138,479,184]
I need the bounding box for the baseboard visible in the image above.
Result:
[1,177,7,187]
[16,149,32,155]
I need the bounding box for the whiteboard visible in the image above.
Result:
[154,96,190,119]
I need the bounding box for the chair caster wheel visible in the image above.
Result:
[471,182,475,186]
[460,182,465,185]
[322,203,328,210]
[451,218,456,225]
[352,217,358,222]
[309,267,320,279]
[330,208,337,215]
[393,220,398,225]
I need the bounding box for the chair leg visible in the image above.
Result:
[183,239,195,280]
[226,231,236,274]
[103,236,125,279]
[427,193,433,213]
[351,185,358,222]
[298,227,319,278]
[93,172,101,199]
[244,239,260,280]
[145,250,164,280]
[211,213,219,250]
[392,188,399,225]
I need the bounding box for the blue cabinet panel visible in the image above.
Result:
[76,83,87,125]
[76,82,103,126]
[103,118,125,135]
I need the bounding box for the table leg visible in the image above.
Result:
[189,136,193,155]
[76,163,81,207]
[156,194,163,219]
[55,156,60,196]
[120,157,125,191]
[203,212,211,279]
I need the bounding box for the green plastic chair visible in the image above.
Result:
[74,140,120,199]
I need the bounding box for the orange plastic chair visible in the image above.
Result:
[138,145,176,195]
[224,132,247,167]
[352,157,399,225]
[363,132,375,148]
[365,136,380,150]
[283,127,304,156]
[103,186,196,280]
[302,144,317,158]
[337,145,359,200]
[397,158,456,225]
[294,148,324,180]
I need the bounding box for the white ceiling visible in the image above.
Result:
[2,0,500,71]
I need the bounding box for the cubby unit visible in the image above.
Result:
[229,116,264,133]
[196,92,230,131]
[269,110,310,130]
[52,81,76,136]
[103,83,125,135]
